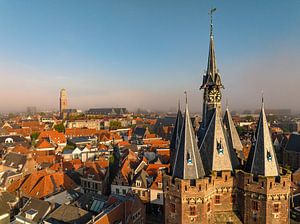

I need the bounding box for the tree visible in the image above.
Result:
[236,126,247,136]
[109,120,122,130]
[54,123,65,133]
[31,132,40,141]
[63,144,75,152]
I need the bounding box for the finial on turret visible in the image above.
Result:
[261,90,264,107]
[226,98,229,110]
[209,8,217,37]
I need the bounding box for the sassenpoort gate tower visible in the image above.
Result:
[164,9,291,224]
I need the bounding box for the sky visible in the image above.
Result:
[0,0,300,113]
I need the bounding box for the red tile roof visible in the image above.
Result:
[65,128,97,137]
[8,169,77,199]
[36,139,55,149]
[38,130,66,144]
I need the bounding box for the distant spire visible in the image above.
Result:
[178,99,181,111]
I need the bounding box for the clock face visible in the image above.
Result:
[208,88,221,102]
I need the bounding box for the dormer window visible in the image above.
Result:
[158,182,162,189]
[267,151,272,161]
[217,140,224,155]
[136,180,142,187]
[187,152,193,165]
[25,209,38,220]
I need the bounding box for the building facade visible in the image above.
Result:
[164,12,291,224]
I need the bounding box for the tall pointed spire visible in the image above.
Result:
[246,99,280,176]
[170,100,183,174]
[173,97,205,179]
[200,108,239,173]
[200,8,223,90]
[223,107,245,161]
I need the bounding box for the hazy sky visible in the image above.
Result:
[0,0,299,113]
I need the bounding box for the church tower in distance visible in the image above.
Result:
[59,88,68,115]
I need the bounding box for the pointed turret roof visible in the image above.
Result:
[200,17,223,89]
[172,101,205,179]
[223,108,245,160]
[246,102,279,176]
[169,103,183,174]
[200,108,239,173]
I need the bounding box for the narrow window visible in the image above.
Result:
[215,195,221,204]
[207,203,211,212]
[274,204,280,213]
[189,206,196,216]
[171,203,176,213]
[252,201,259,211]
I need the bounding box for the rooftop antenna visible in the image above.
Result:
[209,7,217,37]
[184,91,188,105]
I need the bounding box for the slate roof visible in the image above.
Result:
[3,152,27,171]
[17,198,53,223]
[200,32,223,90]
[169,107,183,174]
[0,135,27,143]
[246,104,280,176]
[133,127,148,139]
[72,192,107,213]
[285,133,300,152]
[200,108,239,173]
[45,204,93,224]
[173,103,205,179]
[86,108,127,115]
[223,108,245,160]
[0,191,17,216]
[132,169,149,188]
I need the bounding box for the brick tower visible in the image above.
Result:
[59,88,68,116]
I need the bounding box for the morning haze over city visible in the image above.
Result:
[1,1,300,224]
[0,1,299,113]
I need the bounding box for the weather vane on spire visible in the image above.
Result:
[184,91,188,104]
[209,7,217,37]
[261,90,264,106]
